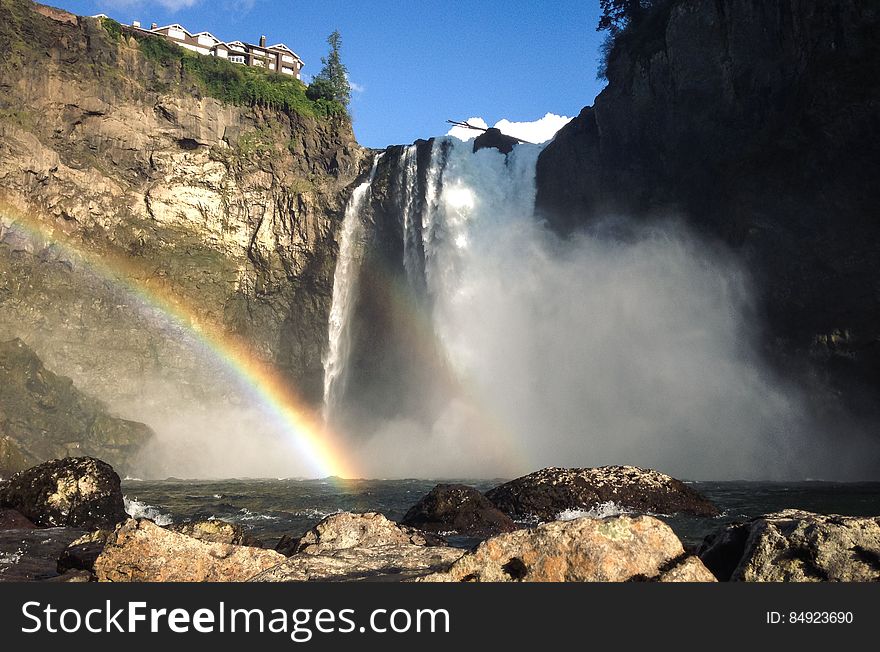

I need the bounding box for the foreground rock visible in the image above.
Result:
[699,510,880,582]
[0,507,36,530]
[419,515,715,582]
[57,530,111,575]
[253,512,462,581]
[0,527,87,582]
[402,484,516,537]
[0,339,153,476]
[290,512,442,555]
[485,466,718,521]
[0,457,127,529]
[167,520,261,547]
[250,546,465,582]
[93,519,285,582]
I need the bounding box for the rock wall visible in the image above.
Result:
[0,1,366,414]
[535,0,880,410]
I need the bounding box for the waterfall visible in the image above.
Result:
[322,154,382,420]
[399,144,421,286]
[420,139,543,373]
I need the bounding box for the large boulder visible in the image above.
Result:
[254,512,462,581]
[93,519,286,582]
[291,512,441,555]
[419,515,716,582]
[250,545,464,582]
[402,484,516,537]
[0,457,127,529]
[167,520,261,547]
[485,466,718,521]
[473,127,520,154]
[698,510,880,582]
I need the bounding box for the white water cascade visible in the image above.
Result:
[324,136,812,480]
[322,154,382,420]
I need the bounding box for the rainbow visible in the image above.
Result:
[0,199,359,480]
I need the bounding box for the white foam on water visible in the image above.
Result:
[123,496,173,526]
[556,501,631,521]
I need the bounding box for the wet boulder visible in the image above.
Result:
[485,466,719,521]
[253,512,461,582]
[698,510,880,582]
[291,512,442,555]
[401,484,516,537]
[0,457,127,529]
[419,515,715,582]
[93,519,286,582]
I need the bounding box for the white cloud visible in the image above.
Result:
[349,81,366,94]
[446,113,572,144]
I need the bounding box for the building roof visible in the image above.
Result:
[153,24,192,36]
[268,43,303,61]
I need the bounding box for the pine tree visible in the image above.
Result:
[597,0,646,34]
[312,30,351,108]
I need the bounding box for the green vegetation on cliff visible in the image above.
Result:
[133,31,345,118]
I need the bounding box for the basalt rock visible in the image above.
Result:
[698,510,880,582]
[401,484,516,537]
[485,466,718,521]
[535,0,880,417]
[418,515,715,582]
[473,127,519,155]
[93,518,286,582]
[0,457,127,529]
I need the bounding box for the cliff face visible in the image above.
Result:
[0,1,366,412]
[0,338,152,477]
[536,0,880,407]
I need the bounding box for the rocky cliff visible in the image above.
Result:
[0,339,152,477]
[0,0,367,421]
[536,0,880,411]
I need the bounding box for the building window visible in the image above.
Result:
[229,55,245,64]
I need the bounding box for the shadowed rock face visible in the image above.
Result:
[0,339,152,476]
[485,466,719,521]
[402,484,516,537]
[166,520,262,547]
[473,128,519,154]
[0,457,127,529]
[535,0,880,419]
[418,515,716,582]
[699,510,880,582]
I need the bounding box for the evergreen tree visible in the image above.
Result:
[311,30,351,108]
[597,0,646,34]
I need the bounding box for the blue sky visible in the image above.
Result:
[53,1,607,147]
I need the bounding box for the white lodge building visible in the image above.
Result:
[127,19,304,79]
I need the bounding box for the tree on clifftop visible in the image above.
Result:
[597,0,649,34]
[308,30,351,108]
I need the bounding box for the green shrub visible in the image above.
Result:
[134,33,345,118]
[101,17,124,41]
